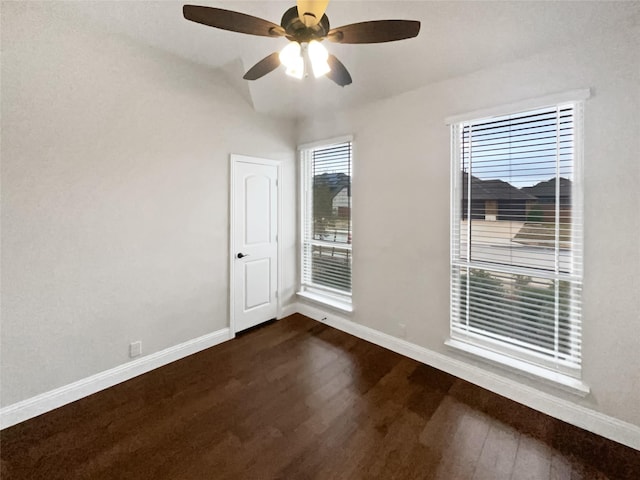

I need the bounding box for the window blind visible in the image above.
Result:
[451,104,583,375]
[301,141,352,295]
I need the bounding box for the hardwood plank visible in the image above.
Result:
[471,422,519,480]
[511,434,552,480]
[549,452,573,480]
[430,407,491,480]
[2,314,639,480]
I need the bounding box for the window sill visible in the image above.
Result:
[445,339,590,397]
[297,290,353,313]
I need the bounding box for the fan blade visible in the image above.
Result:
[183,5,285,37]
[327,20,420,44]
[326,55,352,87]
[243,52,281,81]
[297,0,330,27]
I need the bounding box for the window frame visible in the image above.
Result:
[298,136,354,312]
[447,91,588,387]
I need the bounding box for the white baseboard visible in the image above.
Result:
[4,306,639,452]
[0,328,233,430]
[295,302,640,451]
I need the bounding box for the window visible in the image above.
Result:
[449,93,586,380]
[299,138,353,309]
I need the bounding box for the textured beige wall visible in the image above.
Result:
[1,3,296,406]
[298,26,640,427]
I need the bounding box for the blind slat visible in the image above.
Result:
[302,141,352,294]
[452,103,582,376]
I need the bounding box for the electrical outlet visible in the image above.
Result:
[129,341,142,358]
[398,323,407,339]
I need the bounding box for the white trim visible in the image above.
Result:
[4,306,639,451]
[299,147,306,301]
[297,134,354,151]
[297,290,353,313]
[0,328,232,430]
[279,303,298,319]
[229,154,282,336]
[293,302,640,451]
[448,100,586,378]
[229,155,282,168]
[230,156,237,334]
[444,89,591,125]
[445,339,589,396]
[298,139,354,298]
[276,162,283,320]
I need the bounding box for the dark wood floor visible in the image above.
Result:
[1,314,639,479]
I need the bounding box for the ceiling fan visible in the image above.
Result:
[183,0,421,86]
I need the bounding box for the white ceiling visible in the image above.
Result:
[41,1,640,119]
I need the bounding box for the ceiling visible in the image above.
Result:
[37,1,640,119]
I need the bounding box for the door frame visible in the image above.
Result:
[229,154,283,336]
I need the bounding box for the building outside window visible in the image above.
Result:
[449,92,587,384]
[299,138,353,310]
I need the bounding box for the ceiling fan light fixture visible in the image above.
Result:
[285,57,305,79]
[279,41,304,79]
[183,3,421,85]
[308,40,331,78]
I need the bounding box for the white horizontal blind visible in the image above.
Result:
[301,141,352,295]
[451,103,583,375]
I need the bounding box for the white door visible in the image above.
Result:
[231,156,279,333]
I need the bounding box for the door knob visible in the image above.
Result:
[237,252,249,259]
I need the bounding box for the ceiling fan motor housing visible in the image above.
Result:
[281,6,330,43]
